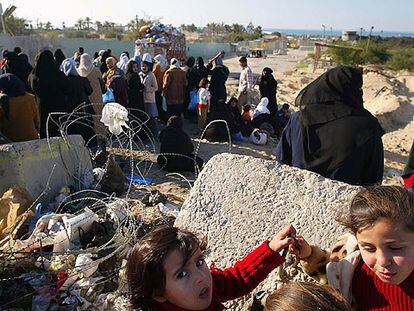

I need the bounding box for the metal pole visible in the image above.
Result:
[0,4,6,34]
[366,26,374,52]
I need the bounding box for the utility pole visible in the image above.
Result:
[366,26,374,52]
[322,24,326,42]
[0,3,6,34]
[359,27,364,43]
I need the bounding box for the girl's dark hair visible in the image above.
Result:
[243,104,252,112]
[199,78,209,88]
[338,185,414,234]
[126,226,206,310]
[264,282,349,311]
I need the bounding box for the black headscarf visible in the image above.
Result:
[34,50,59,78]
[196,57,204,68]
[297,66,384,175]
[54,49,66,68]
[3,52,33,90]
[186,56,195,68]
[100,51,109,73]
[0,73,26,119]
[126,60,137,74]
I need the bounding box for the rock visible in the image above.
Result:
[175,153,361,309]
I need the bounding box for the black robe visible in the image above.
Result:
[125,72,145,112]
[207,64,229,111]
[157,127,203,172]
[259,73,278,116]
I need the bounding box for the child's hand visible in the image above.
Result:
[289,236,312,260]
[268,225,296,253]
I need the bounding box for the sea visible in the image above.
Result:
[263,28,414,38]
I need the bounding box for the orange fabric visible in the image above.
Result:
[0,93,39,142]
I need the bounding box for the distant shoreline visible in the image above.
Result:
[263,28,414,38]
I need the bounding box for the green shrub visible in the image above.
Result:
[387,49,414,71]
[361,43,389,64]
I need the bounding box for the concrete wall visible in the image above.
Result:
[186,42,232,60]
[175,153,361,309]
[0,135,92,203]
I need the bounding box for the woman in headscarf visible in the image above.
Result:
[60,58,96,145]
[125,59,144,116]
[0,74,39,142]
[28,50,71,138]
[402,140,414,191]
[259,67,278,116]
[53,49,66,69]
[2,51,33,91]
[157,116,203,172]
[276,66,384,186]
[153,54,168,121]
[139,60,159,137]
[117,52,130,74]
[251,97,273,130]
[206,57,229,112]
[77,53,106,138]
[132,52,142,73]
[99,50,110,74]
[102,57,124,89]
[142,53,153,71]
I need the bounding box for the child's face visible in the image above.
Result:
[357,219,414,285]
[154,247,213,310]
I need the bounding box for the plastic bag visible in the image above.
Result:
[187,90,198,111]
[232,131,244,142]
[100,103,129,135]
[162,96,167,112]
[102,88,115,104]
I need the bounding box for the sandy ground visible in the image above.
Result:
[136,50,414,208]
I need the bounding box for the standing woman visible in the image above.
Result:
[0,74,39,142]
[54,49,66,69]
[28,50,71,138]
[259,67,278,116]
[139,61,159,138]
[207,57,229,112]
[60,58,96,146]
[153,54,168,121]
[77,53,106,139]
[103,57,124,89]
[125,60,145,116]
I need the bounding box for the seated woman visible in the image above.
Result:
[251,97,273,131]
[203,99,240,142]
[276,66,384,186]
[0,73,40,142]
[157,116,203,172]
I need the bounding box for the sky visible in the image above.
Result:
[2,0,414,32]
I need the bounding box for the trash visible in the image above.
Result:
[0,185,34,241]
[142,190,167,206]
[75,253,99,278]
[159,202,181,217]
[125,175,153,185]
[100,102,130,135]
[101,156,126,195]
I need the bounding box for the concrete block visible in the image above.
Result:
[175,153,361,309]
[0,135,92,203]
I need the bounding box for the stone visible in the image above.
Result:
[175,153,361,309]
[0,135,92,203]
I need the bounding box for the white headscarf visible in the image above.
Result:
[77,53,94,77]
[254,97,270,117]
[154,54,168,71]
[170,58,180,69]
[142,53,153,64]
[117,52,129,73]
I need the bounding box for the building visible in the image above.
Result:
[342,31,359,42]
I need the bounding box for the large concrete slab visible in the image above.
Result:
[175,153,361,309]
[0,135,92,203]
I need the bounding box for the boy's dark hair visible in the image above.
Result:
[282,104,290,110]
[199,78,209,88]
[78,47,84,54]
[338,186,414,234]
[263,282,349,311]
[239,56,247,63]
[127,226,206,310]
[243,104,252,112]
[14,47,22,54]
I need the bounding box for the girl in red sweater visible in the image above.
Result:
[290,186,414,310]
[126,225,295,310]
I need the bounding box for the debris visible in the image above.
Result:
[142,190,167,206]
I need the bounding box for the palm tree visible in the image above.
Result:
[95,21,102,32]
[84,17,92,30]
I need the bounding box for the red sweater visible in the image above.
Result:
[153,241,285,311]
[352,261,414,310]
